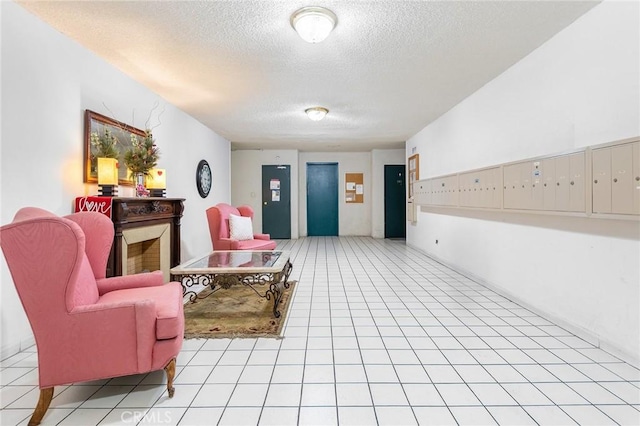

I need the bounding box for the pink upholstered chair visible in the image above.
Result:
[206,203,277,250]
[0,207,184,426]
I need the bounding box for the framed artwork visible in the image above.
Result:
[84,109,146,185]
[408,153,419,198]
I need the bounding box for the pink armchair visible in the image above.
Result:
[0,207,184,426]
[206,203,277,250]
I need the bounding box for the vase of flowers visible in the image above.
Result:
[124,130,160,197]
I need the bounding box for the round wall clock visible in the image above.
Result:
[196,159,212,198]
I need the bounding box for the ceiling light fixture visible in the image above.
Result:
[305,107,329,121]
[290,6,337,43]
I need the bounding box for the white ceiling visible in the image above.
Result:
[19,0,599,152]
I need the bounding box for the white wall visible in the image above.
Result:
[231,150,299,239]
[0,2,231,358]
[407,0,640,363]
[371,149,406,238]
[233,150,392,238]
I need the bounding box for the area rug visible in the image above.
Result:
[183,281,296,339]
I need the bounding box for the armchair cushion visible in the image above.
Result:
[97,282,183,340]
[96,270,164,296]
[229,214,254,241]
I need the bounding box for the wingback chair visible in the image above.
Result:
[0,207,184,426]
[206,203,277,250]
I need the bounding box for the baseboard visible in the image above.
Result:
[408,244,640,368]
[1,335,35,361]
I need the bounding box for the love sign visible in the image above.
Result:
[74,196,113,218]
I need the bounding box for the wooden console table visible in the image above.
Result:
[107,197,185,277]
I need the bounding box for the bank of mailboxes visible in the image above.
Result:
[504,152,585,212]
[592,141,640,215]
[459,167,502,209]
[412,175,458,206]
[411,139,640,217]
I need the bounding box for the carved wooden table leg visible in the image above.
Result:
[164,358,176,398]
[28,387,53,426]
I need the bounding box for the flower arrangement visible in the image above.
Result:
[123,130,160,175]
[90,128,119,159]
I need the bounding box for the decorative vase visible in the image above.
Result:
[134,172,149,197]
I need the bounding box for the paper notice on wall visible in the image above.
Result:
[272,190,280,202]
[270,179,280,190]
[346,182,356,191]
[345,193,355,202]
[355,184,364,195]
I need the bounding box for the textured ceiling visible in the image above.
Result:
[19,1,599,152]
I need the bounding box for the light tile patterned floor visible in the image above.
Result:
[1,237,639,425]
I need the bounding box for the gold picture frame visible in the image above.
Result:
[84,109,146,185]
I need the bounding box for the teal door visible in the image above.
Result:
[307,163,338,236]
[262,165,291,239]
[384,165,406,238]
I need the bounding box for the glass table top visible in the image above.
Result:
[171,251,288,274]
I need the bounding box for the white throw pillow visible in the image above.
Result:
[229,214,254,241]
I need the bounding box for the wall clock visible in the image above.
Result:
[196,159,212,198]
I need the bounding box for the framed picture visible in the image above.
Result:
[84,110,146,185]
[408,153,419,198]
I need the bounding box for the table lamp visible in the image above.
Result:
[97,157,118,196]
[146,168,166,197]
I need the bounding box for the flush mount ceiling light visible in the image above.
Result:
[305,107,329,121]
[291,6,337,43]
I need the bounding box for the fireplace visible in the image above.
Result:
[106,198,184,280]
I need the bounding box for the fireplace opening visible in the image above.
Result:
[127,238,161,275]
[121,223,171,281]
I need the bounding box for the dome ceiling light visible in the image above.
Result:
[305,107,329,121]
[290,6,337,43]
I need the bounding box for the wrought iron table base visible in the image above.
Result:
[179,260,293,318]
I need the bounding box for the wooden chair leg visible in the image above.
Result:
[164,358,176,398]
[28,387,53,426]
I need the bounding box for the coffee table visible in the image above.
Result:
[170,250,293,318]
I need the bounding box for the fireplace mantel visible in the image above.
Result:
[107,197,185,278]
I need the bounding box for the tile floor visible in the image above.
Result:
[1,237,639,425]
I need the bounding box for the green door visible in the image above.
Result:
[262,165,291,239]
[384,164,406,238]
[307,163,338,236]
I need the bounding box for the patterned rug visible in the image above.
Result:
[183,281,296,339]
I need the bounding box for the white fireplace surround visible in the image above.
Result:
[121,224,171,282]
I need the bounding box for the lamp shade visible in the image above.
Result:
[291,6,337,43]
[97,157,118,185]
[146,168,166,189]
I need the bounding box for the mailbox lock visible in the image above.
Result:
[636,177,640,181]
[557,182,560,186]
[613,178,618,183]
[544,183,547,187]
[594,179,598,184]
[570,181,574,186]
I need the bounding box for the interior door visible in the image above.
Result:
[307,163,339,236]
[262,165,291,239]
[384,165,406,238]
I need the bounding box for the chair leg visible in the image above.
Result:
[28,387,53,426]
[164,358,176,398]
